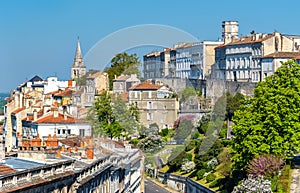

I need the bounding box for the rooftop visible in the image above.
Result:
[34,113,87,124]
[263,52,300,59]
[129,81,162,90]
[87,71,107,79]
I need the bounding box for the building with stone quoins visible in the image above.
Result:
[129,81,179,130]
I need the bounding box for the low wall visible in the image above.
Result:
[157,171,215,193]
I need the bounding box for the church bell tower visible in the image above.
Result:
[71,38,86,80]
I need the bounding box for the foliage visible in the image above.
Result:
[219,122,228,139]
[207,157,218,171]
[232,175,272,193]
[129,102,140,122]
[231,60,300,170]
[89,91,125,138]
[226,92,245,120]
[89,91,142,139]
[218,148,232,177]
[138,134,165,153]
[209,180,219,188]
[195,114,211,134]
[247,154,283,178]
[181,160,195,173]
[276,164,292,193]
[104,52,141,89]
[197,169,206,180]
[129,138,140,146]
[173,115,195,143]
[0,100,7,113]
[206,173,216,183]
[194,139,223,169]
[112,96,139,136]
[185,139,199,152]
[179,87,198,102]
[159,128,169,137]
[167,148,186,172]
[186,153,193,161]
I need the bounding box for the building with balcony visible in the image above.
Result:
[212,21,300,82]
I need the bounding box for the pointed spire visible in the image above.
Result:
[72,37,86,68]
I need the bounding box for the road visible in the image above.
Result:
[145,179,173,193]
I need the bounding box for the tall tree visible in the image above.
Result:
[89,91,124,139]
[231,60,300,170]
[111,96,139,137]
[105,52,141,89]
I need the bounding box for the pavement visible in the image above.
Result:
[290,169,300,193]
[145,177,179,193]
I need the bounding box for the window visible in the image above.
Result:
[147,113,153,121]
[148,91,152,98]
[80,129,85,137]
[147,102,152,109]
[134,91,138,98]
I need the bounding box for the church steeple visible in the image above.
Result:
[71,37,86,79]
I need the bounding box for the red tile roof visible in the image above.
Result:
[263,52,300,59]
[129,81,162,90]
[12,107,24,114]
[216,34,275,48]
[34,113,88,124]
[54,89,73,97]
[0,164,16,175]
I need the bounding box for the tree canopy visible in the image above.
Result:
[105,52,141,89]
[87,91,141,139]
[231,60,300,170]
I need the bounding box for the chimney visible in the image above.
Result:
[53,108,58,118]
[33,109,37,121]
[86,146,94,159]
[64,110,67,120]
[57,149,61,158]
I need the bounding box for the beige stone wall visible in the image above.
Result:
[129,90,179,130]
[205,45,218,76]
[95,74,109,94]
[263,33,294,56]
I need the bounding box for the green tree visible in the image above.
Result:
[179,87,197,102]
[231,60,300,170]
[112,96,139,137]
[90,91,125,139]
[105,52,141,89]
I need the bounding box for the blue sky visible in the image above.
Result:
[0,0,299,92]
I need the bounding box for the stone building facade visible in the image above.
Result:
[129,81,179,130]
[143,48,170,79]
[212,21,300,82]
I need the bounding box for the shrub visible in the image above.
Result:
[196,169,206,180]
[247,154,283,178]
[159,128,169,137]
[209,180,218,188]
[232,175,272,193]
[207,157,218,170]
[185,140,199,151]
[129,138,139,146]
[193,131,200,139]
[186,153,193,161]
[181,160,195,173]
[206,173,216,183]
